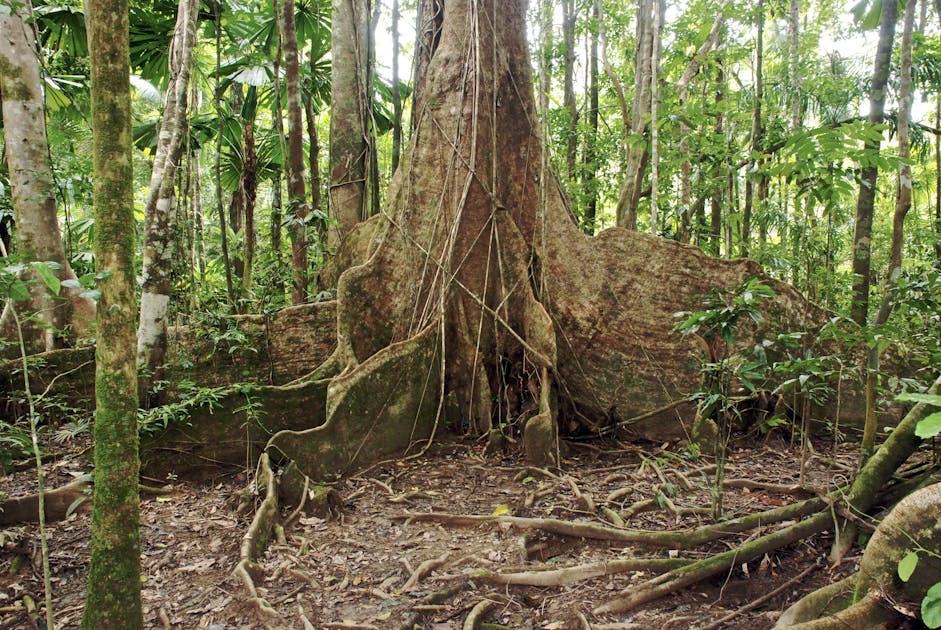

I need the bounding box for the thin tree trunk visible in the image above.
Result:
[582,0,599,234]
[391,0,403,174]
[239,121,258,309]
[615,0,653,229]
[648,0,663,234]
[271,0,286,301]
[329,0,371,250]
[862,0,917,457]
[677,11,725,243]
[367,0,380,219]
[138,0,199,378]
[283,0,309,303]
[850,0,898,326]
[741,0,764,258]
[214,2,236,309]
[83,0,142,622]
[562,0,578,187]
[0,0,95,351]
[305,85,324,248]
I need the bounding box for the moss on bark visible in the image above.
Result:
[82,0,142,623]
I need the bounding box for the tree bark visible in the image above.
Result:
[615,0,654,230]
[677,11,725,243]
[137,0,199,377]
[329,0,371,250]
[562,0,578,188]
[862,0,918,456]
[283,0,309,303]
[850,0,897,326]
[741,0,764,258]
[0,1,95,352]
[582,1,599,234]
[411,0,443,131]
[391,0,403,174]
[83,0,143,622]
[648,0,663,234]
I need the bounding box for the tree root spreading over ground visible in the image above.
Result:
[0,426,937,628]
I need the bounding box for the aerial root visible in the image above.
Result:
[233,453,281,619]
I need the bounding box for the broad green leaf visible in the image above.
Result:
[898,551,918,582]
[61,278,83,290]
[9,279,30,302]
[897,393,941,407]
[33,263,61,296]
[923,582,941,628]
[915,412,941,439]
[492,503,512,516]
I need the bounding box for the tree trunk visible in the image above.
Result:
[391,0,403,174]
[862,0,918,456]
[305,85,324,249]
[0,1,95,352]
[329,0,370,249]
[648,0,663,234]
[267,0,842,480]
[850,0,897,326]
[582,1,599,234]
[283,0,309,304]
[239,121,258,308]
[83,0,143,623]
[741,0,764,258]
[411,0,443,131]
[214,2,236,309]
[137,0,199,378]
[562,0,578,188]
[615,0,654,230]
[677,11,725,244]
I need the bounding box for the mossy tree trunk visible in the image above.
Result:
[82,0,143,625]
[137,0,200,379]
[0,1,95,352]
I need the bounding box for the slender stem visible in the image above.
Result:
[13,308,54,630]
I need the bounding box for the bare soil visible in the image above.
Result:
[0,432,867,629]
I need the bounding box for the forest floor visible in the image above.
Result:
[0,430,875,629]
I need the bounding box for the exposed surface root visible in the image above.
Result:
[233,453,281,619]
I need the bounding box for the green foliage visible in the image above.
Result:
[924,582,941,629]
[138,380,230,435]
[895,392,941,439]
[897,548,941,629]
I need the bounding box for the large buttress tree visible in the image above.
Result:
[268,0,831,476]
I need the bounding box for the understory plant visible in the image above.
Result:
[674,277,774,520]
